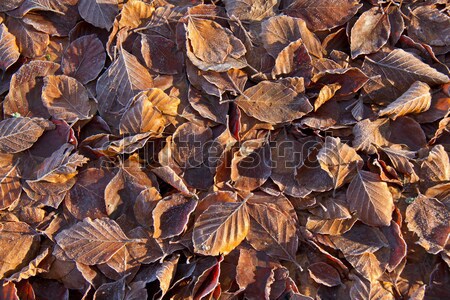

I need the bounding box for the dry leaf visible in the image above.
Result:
[193,200,249,256]
[42,75,92,122]
[406,195,450,254]
[350,7,391,58]
[235,81,312,124]
[186,17,247,72]
[0,24,20,72]
[282,0,362,31]
[78,0,118,30]
[347,170,394,226]
[55,217,135,265]
[379,81,432,120]
[0,117,52,153]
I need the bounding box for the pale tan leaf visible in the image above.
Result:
[0,221,40,278]
[406,195,450,254]
[314,83,341,111]
[55,217,134,265]
[350,7,391,58]
[260,15,323,59]
[282,0,362,31]
[119,89,180,135]
[223,0,278,21]
[78,0,118,30]
[0,24,20,72]
[421,145,450,183]
[271,38,312,80]
[379,81,432,120]
[306,216,357,236]
[347,170,394,226]
[186,17,247,72]
[119,0,154,29]
[193,201,249,256]
[42,75,92,122]
[317,136,363,190]
[235,81,312,124]
[0,117,52,153]
[346,249,389,283]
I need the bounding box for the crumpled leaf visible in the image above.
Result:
[317,136,363,190]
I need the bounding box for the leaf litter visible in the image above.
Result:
[0,0,449,299]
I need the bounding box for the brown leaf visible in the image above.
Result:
[408,5,450,49]
[223,0,278,21]
[235,81,312,124]
[93,277,125,300]
[172,122,212,168]
[282,0,362,31]
[231,139,272,191]
[119,89,180,135]
[96,49,153,126]
[0,221,40,278]
[318,136,363,190]
[379,81,432,120]
[193,200,249,256]
[308,262,342,287]
[153,194,197,239]
[350,7,391,58]
[61,35,106,84]
[0,117,53,153]
[352,118,391,154]
[5,17,49,58]
[347,170,394,226]
[246,201,299,267]
[30,143,88,183]
[78,0,118,30]
[0,0,24,12]
[306,216,357,235]
[0,155,21,210]
[65,166,113,220]
[0,24,20,72]
[186,17,247,72]
[420,145,450,184]
[119,0,154,29]
[362,49,449,100]
[271,38,313,81]
[41,75,92,122]
[261,15,323,59]
[314,83,341,111]
[55,217,135,265]
[406,195,450,254]
[4,61,60,118]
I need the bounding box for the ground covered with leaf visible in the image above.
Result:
[0,0,449,299]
